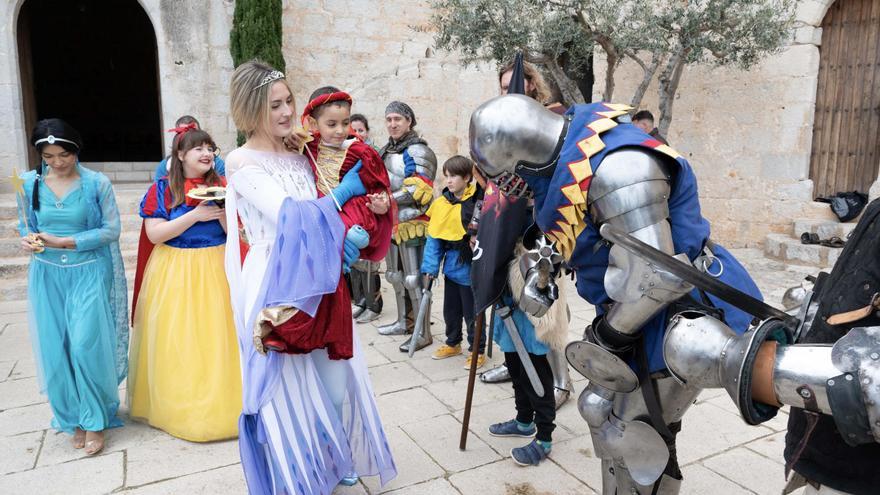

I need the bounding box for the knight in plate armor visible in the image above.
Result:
[378,101,438,353]
[469,95,762,494]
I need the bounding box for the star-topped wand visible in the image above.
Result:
[5,166,43,252]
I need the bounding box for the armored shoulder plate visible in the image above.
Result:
[588,149,672,233]
[406,143,438,179]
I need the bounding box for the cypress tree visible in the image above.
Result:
[230,0,285,71]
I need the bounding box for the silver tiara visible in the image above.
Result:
[252,70,285,91]
[34,135,79,148]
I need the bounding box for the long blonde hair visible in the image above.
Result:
[498,59,552,104]
[230,60,295,138]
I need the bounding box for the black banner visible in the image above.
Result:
[470,182,529,315]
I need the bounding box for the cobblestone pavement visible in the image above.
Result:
[0,249,819,494]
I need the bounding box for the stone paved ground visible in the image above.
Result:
[0,249,821,494]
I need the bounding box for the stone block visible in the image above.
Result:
[125,435,239,487]
[0,402,52,437]
[547,435,602,492]
[122,464,246,494]
[375,387,451,427]
[784,241,825,265]
[745,431,787,464]
[796,0,831,26]
[0,451,123,495]
[448,457,593,495]
[0,360,12,382]
[679,464,749,494]
[378,478,461,495]
[0,376,42,410]
[677,401,774,465]
[8,359,36,381]
[361,426,444,493]
[401,413,501,473]
[0,430,42,474]
[368,361,430,396]
[425,375,513,412]
[702,447,788,494]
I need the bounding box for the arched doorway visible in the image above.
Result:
[16,0,162,169]
[809,0,880,198]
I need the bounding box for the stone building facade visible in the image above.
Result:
[0,0,869,248]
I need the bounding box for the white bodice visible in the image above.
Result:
[227,148,317,247]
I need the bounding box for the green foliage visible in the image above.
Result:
[648,0,797,69]
[427,0,795,130]
[428,0,593,78]
[229,0,286,71]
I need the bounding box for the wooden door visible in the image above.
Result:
[810,0,880,198]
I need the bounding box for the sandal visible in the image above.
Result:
[84,431,104,456]
[72,428,86,449]
[819,236,845,248]
[800,232,820,245]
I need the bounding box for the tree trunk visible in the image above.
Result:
[546,58,586,105]
[575,12,616,102]
[559,49,594,103]
[629,51,664,110]
[657,49,687,137]
[603,51,618,102]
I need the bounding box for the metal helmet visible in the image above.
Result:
[469,94,567,178]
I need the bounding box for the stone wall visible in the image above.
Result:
[279,0,497,166]
[592,0,836,247]
[0,0,497,192]
[1,0,845,248]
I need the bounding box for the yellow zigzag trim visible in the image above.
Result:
[551,104,631,259]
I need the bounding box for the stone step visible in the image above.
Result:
[792,218,857,241]
[764,233,842,268]
[0,249,139,281]
[802,201,841,222]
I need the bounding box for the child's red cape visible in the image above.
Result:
[305,138,394,262]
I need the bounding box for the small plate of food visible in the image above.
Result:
[187,186,226,208]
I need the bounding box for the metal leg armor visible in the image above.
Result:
[480,364,512,383]
[547,347,574,409]
[355,262,382,323]
[578,377,699,495]
[398,242,432,353]
[378,243,410,335]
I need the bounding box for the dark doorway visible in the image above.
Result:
[17,0,162,166]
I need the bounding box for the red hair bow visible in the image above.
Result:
[166,122,198,135]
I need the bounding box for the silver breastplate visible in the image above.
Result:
[384,152,407,191]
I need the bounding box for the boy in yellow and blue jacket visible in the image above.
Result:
[421,156,486,368]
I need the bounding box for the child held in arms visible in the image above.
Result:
[301,87,392,262]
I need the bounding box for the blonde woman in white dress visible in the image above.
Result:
[224,60,396,495]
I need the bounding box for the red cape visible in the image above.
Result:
[305,138,394,262]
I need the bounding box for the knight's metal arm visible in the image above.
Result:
[587,149,693,352]
[518,236,564,317]
[665,313,880,446]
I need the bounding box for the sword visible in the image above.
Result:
[496,304,545,397]
[407,275,434,358]
[486,304,496,359]
[365,261,373,309]
[598,224,798,327]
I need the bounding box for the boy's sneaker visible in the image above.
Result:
[463,353,486,369]
[511,439,550,466]
[488,419,536,438]
[432,344,462,360]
